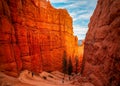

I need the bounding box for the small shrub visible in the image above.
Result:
[42,76,47,80]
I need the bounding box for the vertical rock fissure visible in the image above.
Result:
[14,25,23,72]
[10,26,19,74]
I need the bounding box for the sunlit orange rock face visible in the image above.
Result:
[72,40,84,73]
[83,0,120,86]
[0,0,81,76]
[77,41,84,71]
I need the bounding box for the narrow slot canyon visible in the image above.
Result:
[0,0,120,86]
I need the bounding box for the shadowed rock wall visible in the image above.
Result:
[83,0,120,86]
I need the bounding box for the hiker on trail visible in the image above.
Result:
[32,72,34,77]
[62,78,64,83]
[69,76,71,80]
[28,71,30,74]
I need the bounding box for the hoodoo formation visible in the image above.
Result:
[0,0,81,76]
[82,0,120,86]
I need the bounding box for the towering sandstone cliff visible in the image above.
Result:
[83,0,120,86]
[0,0,79,76]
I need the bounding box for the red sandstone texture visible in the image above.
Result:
[82,0,120,86]
[0,0,81,76]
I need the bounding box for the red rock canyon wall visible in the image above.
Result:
[0,0,80,76]
[82,0,120,86]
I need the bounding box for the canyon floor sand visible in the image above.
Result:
[0,70,94,86]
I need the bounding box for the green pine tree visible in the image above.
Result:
[62,51,67,79]
[75,56,78,74]
[68,57,73,80]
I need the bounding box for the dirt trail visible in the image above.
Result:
[0,70,94,86]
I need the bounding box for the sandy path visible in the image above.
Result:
[0,70,94,86]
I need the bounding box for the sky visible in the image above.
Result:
[50,0,97,40]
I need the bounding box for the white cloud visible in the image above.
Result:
[50,0,68,3]
[62,1,87,9]
[73,12,93,22]
[73,25,88,34]
[70,10,87,16]
[73,25,88,40]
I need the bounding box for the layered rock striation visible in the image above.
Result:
[0,0,80,76]
[82,0,120,86]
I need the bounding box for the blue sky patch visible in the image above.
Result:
[50,0,97,40]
